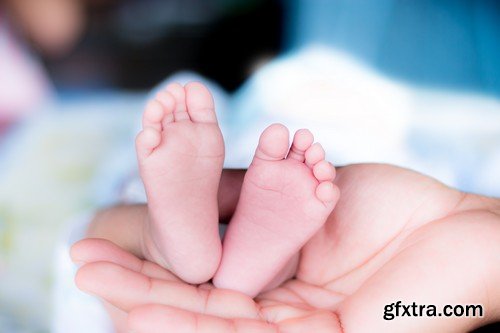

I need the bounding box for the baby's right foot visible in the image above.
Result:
[214,124,339,296]
[136,82,224,284]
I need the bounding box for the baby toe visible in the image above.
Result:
[142,100,164,131]
[305,143,325,168]
[313,160,336,181]
[155,91,175,124]
[166,83,190,122]
[315,181,340,204]
[136,128,161,160]
[287,129,314,162]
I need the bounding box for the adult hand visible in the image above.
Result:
[72,164,500,332]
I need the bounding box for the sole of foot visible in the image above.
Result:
[136,82,224,284]
[214,124,339,296]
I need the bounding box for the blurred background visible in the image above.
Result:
[0,0,499,332]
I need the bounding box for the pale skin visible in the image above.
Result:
[77,82,500,331]
[80,80,340,330]
[129,82,338,291]
[74,163,500,332]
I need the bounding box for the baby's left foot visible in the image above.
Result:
[214,124,339,296]
[136,82,224,284]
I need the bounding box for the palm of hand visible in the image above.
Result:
[74,164,500,333]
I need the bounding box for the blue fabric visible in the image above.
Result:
[285,0,500,96]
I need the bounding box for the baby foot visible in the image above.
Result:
[136,82,224,284]
[213,124,339,296]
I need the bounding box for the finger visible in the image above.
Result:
[128,304,277,333]
[75,261,260,319]
[71,238,140,267]
[71,238,178,281]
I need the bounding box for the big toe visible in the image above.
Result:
[254,123,290,161]
[185,82,218,123]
